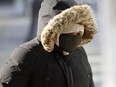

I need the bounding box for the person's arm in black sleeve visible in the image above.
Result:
[89,76,95,87]
[0,47,33,87]
[78,46,95,87]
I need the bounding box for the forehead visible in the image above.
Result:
[62,32,81,35]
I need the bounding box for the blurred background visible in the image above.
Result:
[0,0,116,87]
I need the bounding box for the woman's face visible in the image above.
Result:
[59,32,81,52]
[66,32,81,36]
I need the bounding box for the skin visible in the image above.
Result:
[64,32,82,36]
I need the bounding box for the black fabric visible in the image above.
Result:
[52,49,74,87]
[57,0,77,7]
[53,1,70,10]
[59,34,81,52]
[0,37,95,87]
[53,45,93,87]
[60,57,75,87]
[65,52,90,87]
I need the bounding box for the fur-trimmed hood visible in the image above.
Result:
[38,0,96,52]
[38,0,97,52]
[37,0,77,36]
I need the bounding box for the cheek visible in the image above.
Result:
[70,36,81,46]
[59,34,81,45]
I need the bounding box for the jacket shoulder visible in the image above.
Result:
[20,37,42,56]
[8,37,42,63]
[0,40,40,86]
[0,38,42,86]
[77,46,87,57]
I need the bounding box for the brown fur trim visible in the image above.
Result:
[41,4,97,52]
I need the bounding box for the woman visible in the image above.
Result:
[0,0,97,87]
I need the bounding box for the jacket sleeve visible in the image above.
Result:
[89,76,95,87]
[78,47,95,87]
[0,47,33,87]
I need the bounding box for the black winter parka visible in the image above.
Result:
[0,0,96,87]
[0,37,95,87]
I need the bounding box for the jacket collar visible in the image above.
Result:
[54,45,64,56]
